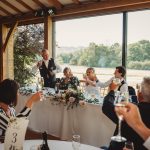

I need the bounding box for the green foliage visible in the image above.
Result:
[57,40,150,70]
[57,42,122,68]
[14,24,44,86]
[127,40,150,70]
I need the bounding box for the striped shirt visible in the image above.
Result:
[0,106,31,136]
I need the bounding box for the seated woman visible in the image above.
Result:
[0,79,41,141]
[82,67,100,97]
[59,67,80,90]
[83,67,114,97]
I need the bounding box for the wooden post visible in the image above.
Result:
[44,16,53,57]
[0,22,18,81]
[0,24,3,82]
[2,22,18,52]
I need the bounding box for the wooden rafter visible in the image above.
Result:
[16,0,34,11]
[2,22,18,52]
[54,1,150,21]
[32,0,46,9]
[0,6,12,15]
[0,0,150,25]
[56,0,150,17]
[0,0,23,13]
[47,0,63,10]
[72,0,81,5]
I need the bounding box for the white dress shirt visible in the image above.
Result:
[32,58,61,74]
[144,137,150,150]
[96,77,114,88]
[119,78,128,93]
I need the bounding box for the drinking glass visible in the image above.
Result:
[111,91,127,142]
[113,78,121,85]
[72,135,80,150]
[125,141,134,150]
[36,77,45,101]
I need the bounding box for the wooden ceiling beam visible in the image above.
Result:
[16,0,34,11]
[0,6,12,15]
[54,2,150,21]
[0,0,23,13]
[32,0,46,9]
[54,0,150,17]
[2,21,18,52]
[0,0,150,25]
[72,0,81,5]
[47,0,63,10]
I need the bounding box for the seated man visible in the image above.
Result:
[102,77,150,150]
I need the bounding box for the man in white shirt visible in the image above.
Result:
[114,66,128,93]
[32,49,61,88]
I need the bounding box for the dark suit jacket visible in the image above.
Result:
[102,90,150,150]
[39,58,56,88]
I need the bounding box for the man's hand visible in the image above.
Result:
[49,71,55,76]
[115,102,142,129]
[109,82,118,91]
[37,61,42,68]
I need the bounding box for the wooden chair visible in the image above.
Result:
[25,128,61,140]
[100,87,108,97]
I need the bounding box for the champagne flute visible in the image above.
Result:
[111,91,127,142]
[72,135,80,150]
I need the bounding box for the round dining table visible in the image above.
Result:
[0,140,102,150]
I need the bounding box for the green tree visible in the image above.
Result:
[14,24,44,85]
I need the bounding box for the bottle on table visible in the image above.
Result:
[40,131,50,150]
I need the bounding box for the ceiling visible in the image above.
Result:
[0,0,150,25]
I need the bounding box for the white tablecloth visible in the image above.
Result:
[15,95,115,147]
[0,140,102,150]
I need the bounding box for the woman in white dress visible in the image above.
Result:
[82,68,113,98]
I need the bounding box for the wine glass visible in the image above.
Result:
[124,141,134,150]
[111,91,128,142]
[72,135,80,150]
[36,77,45,101]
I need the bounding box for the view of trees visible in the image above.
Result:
[57,40,150,70]
[14,24,44,85]
[14,24,149,85]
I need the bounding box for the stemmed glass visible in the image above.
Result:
[72,135,80,150]
[111,91,129,142]
[36,77,45,101]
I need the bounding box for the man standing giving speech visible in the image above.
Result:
[32,49,61,88]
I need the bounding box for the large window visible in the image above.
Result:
[55,14,122,81]
[127,10,150,87]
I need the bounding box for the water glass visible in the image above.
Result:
[72,135,80,150]
[125,141,134,150]
[113,78,121,85]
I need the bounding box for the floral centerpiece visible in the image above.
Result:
[51,88,86,109]
[19,86,101,109]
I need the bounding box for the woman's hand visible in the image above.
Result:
[25,92,41,109]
